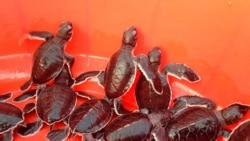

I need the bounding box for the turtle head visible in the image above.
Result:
[219,103,250,125]
[148,47,161,69]
[57,21,73,41]
[122,26,137,47]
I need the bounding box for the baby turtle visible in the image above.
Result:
[17,63,76,137]
[227,119,250,141]
[165,103,250,141]
[102,26,161,100]
[20,21,74,91]
[0,102,24,140]
[67,99,113,140]
[135,47,200,113]
[103,109,172,141]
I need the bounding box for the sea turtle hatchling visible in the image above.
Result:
[0,102,24,141]
[135,46,201,113]
[165,103,250,141]
[20,21,74,91]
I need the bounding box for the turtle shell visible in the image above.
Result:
[0,102,23,133]
[135,73,171,112]
[104,50,136,99]
[165,106,221,141]
[36,83,76,124]
[104,112,153,141]
[31,40,65,84]
[228,119,250,141]
[68,99,112,133]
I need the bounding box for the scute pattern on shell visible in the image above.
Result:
[36,83,76,124]
[69,99,112,133]
[166,107,220,141]
[32,40,65,84]
[0,102,23,133]
[104,50,136,99]
[104,113,153,141]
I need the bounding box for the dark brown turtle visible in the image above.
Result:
[67,98,113,141]
[135,46,200,113]
[0,102,24,140]
[103,109,172,141]
[20,21,74,91]
[227,119,250,141]
[17,63,76,138]
[103,26,162,99]
[165,103,250,141]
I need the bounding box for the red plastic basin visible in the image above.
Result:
[0,1,250,141]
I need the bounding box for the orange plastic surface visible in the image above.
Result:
[0,1,250,141]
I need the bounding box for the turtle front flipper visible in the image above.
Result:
[216,103,250,126]
[135,54,163,95]
[162,63,200,82]
[170,95,217,114]
[28,31,54,41]
[74,71,103,85]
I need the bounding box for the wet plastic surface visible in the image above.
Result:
[1,1,250,140]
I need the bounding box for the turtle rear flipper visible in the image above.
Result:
[17,120,43,136]
[136,54,163,95]
[23,103,36,114]
[162,63,200,82]
[0,92,12,102]
[20,79,32,91]
[14,89,37,102]
[46,127,70,141]
[28,31,54,41]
